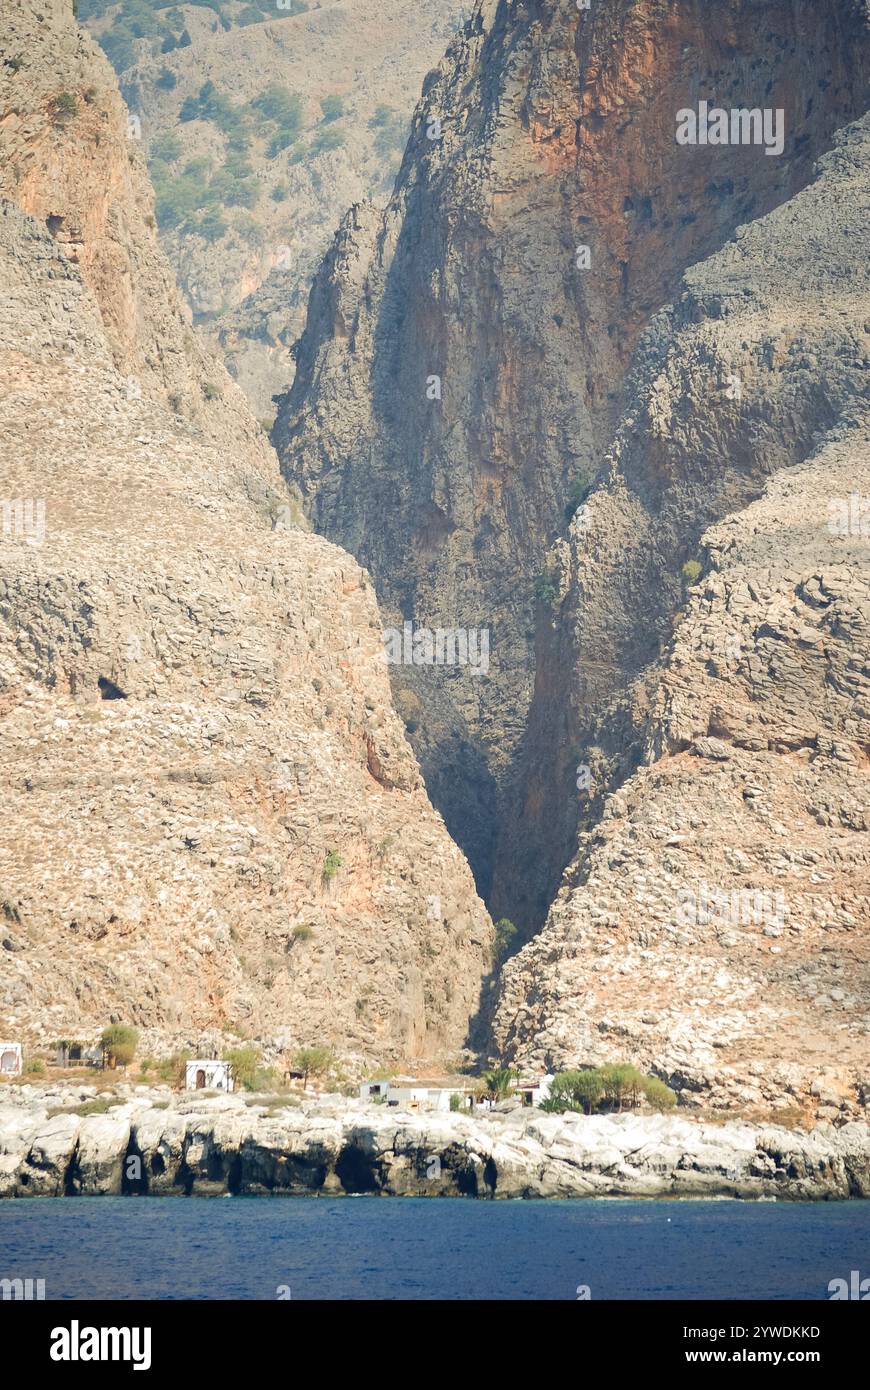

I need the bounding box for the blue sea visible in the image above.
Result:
[2,1198,869,1299]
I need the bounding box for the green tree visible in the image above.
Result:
[309,126,345,156]
[223,1045,262,1091]
[250,84,301,132]
[151,131,181,162]
[293,1046,335,1091]
[541,1069,605,1115]
[599,1062,645,1112]
[100,1023,138,1070]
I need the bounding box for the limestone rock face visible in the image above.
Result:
[3,1086,870,1200]
[490,117,870,1109]
[0,0,492,1065]
[275,0,870,896]
[0,0,273,462]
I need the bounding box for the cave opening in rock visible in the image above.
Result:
[98,675,127,700]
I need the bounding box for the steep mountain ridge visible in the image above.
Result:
[275,0,870,900]
[0,0,493,1066]
[491,115,870,1112]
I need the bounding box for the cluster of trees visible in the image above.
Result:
[252,84,304,158]
[83,1,311,75]
[84,1,195,75]
[152,79,310,233]
[541,1065,676,1115]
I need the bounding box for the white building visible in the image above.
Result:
[515,1075,554,1107]
[0,1043,23,1077]
[185,1059,234,1092]
[358,1080,390,1101]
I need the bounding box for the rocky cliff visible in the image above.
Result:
[4,1085,870,1199]
[0,0,492,1066]
[274,0,870,902]
[490,112,870,1110]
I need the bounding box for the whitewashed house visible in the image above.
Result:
[358,1081,390,1101]
[185,1059,234,1092]
[0,1043,23,1076]
[386,1085,451,1112]
[515,1075,554,1107]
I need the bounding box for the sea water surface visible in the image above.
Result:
[2,1198,869,1299]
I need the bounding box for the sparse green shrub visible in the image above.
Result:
[309,126,345,156]
[565,476,591,522]
[449,1092,463,1112]
[492,917,517,966]
[320,94,345,123]
[156,1051,189,1087]
[51,91,79,125]
[24,1057,45,1076]
[202,381,221,401]
[321,849,342,884]
[641,1075,677,1110]
[372,111,407,161]
[533,570,559,608]
[681,559,702,585]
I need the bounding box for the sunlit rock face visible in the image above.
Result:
[275,0,870,909]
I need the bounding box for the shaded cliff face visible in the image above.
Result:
[0,0,492,1066]
[491,116,870,1114]
[275,0,870,899]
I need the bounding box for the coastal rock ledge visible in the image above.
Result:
[2,1089,870,1200]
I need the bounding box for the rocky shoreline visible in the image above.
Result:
[2,1087,870,1200]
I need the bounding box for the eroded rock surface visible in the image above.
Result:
[0,0,492,1065]
[275,0,870,897]
[3,1085,869,1199]
[491,118,870,1106]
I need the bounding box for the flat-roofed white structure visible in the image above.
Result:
[185,1059,234,1092]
